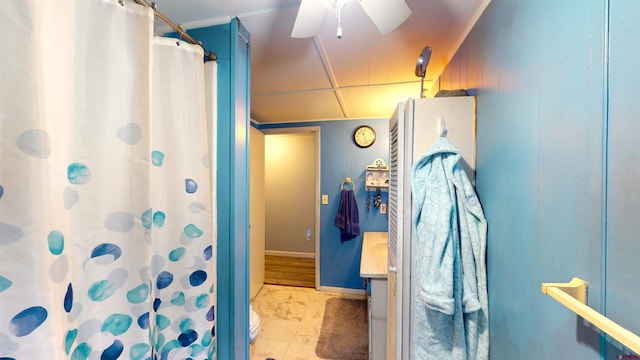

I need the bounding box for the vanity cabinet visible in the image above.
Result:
[360,232,389,360]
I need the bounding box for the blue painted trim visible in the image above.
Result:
[230,17,250,360]
[600,1,611,359]
[212,24,234,360]
[185,19,250,360]
[211,18,250,360]
[228,18,241,360]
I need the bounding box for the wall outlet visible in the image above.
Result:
[321,194,328,204]
[380,203,387,214]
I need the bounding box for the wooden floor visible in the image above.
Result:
[264,255,315,288]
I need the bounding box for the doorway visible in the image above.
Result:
[262,126,320,289]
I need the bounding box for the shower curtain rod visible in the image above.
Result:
[133,0,217,61]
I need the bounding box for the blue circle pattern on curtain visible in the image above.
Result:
[0,126,215,359]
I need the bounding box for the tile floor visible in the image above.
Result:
[250,284,365,360]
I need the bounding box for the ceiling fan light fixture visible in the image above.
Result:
[333,0,347,9]
[291,0,412,38]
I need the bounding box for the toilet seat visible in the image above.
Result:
[249,305,261,344]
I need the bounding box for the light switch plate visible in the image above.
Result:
[380,203,387,214]
[321,194,328,204]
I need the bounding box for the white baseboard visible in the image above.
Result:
[265,250,315,258]
[318,286,367,298]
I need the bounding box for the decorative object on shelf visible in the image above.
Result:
[353,125,376,148]
[373,188,382,209]
[365,158,389,192]
[364,159,388,219]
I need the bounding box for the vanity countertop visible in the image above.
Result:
[360,232,389,279]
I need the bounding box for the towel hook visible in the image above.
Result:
[438,116,447,137]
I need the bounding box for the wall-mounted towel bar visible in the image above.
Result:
[541,277,640,355]
[341,177,356,191]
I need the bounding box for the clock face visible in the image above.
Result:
[353,126,376,148]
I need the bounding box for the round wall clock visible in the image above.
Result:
[353,125,376,148]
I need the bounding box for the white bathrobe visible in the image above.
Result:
[411,137,488,360]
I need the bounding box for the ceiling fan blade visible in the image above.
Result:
[359,0,412,35]
[291,0,330,38]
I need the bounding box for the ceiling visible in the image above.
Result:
[150,0,490,124]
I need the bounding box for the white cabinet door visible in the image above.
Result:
[369,278,388,359]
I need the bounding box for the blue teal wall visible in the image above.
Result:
[259,118,390,290]
[605,0,640,356]
[185,19,251,360]
[436,0,639,358]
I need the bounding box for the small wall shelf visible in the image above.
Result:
[541,277,640,355]
[366,158,389,192]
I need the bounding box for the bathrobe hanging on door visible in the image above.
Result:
[411,137,488,360]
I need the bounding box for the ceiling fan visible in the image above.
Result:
[291,0,412,39]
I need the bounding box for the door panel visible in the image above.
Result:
[265,133,316,255]
[249,126,265,300]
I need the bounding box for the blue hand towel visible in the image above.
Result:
[334,189,360,241]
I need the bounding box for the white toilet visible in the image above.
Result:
[249,305,261,345]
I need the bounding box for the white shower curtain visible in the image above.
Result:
[0,1,217,359]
